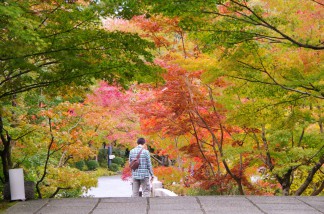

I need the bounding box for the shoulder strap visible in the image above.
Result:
[136,148,144,159]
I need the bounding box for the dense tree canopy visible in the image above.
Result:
[0,0,159,101]
[0,0,159,188]
[0,0,323,197]
[115,0,324,196]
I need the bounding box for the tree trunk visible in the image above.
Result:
[295,156,324,196]
[49,187,72,198]
[311,180,324,196]
[36,118,55,199]
[0,116,12,183]
[318,106,323,133]
[281,182,291,196]
[236,179,245,195]
[189,112,216,177]
[276,168,293,196]
[0,151,10,183]
[222,160,245,195]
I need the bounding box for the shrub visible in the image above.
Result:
[95,168,116,176]
[98,149,108,163]
[86,160,99,171]
[108,163,119,172]
[112,147,125,157]
[99,161,108,168]
[58,188,83,198]
[112,157,124,166]
[75,160,86,171]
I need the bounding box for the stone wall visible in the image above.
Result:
[3,181,35,200]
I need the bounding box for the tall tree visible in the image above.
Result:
[114,0,323,98]
[0,0,157,100]
[0,0,159,182]
[123,2,324,195]
[85,81,141,147]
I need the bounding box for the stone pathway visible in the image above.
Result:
[5,196,324,214]
[83,175,132,197]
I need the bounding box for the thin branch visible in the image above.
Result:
[63,155,73,166]
[36,117,55,199]
[229,0,324,50]
[0,82,53,99]
[201,10,262,26]
[191,104,243,183]
[0,64,127,99]
[235,54,324,99]
[299,84,321,93]
[36,4,62,30]
[192,29,287,42]
[49,187,72,198]
[0,70,32,87]
[199,139,214,147]
[180,31,187,58]
[151,155,163,165]
[12,155,28,169]
[12,129,36,141]
[310,0,324,6]
[0,31,110,61]
[67,116,83,133]
[252,132,267,164]
[41,14,97,39]
[292,145,324,170]
[295,155,324,195]
[261,125,274,170]
[225,74,277,86]
[254,95,309,114]
[297,128,305,147]
[151,33,170,51]
[311,180,324,196]
[189,112,216,177]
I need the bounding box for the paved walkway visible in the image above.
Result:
[6,196,324,214]
[83,175,132,197]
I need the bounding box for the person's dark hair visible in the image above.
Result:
[137,138,145,145]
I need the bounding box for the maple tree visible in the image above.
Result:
[125,3,323,195]
[85,81,141,147]
[124,13,251,195]
[8,80,145,198]
[113,0,323,98]
[10,98,99,198]
[0,0,157,100]
[136,61,256,195]
[0,0,159,186]
[0,0,322,198]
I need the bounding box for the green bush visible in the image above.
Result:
[58,188,83,198]
[186,187,218,196]
[95,168,116,176]
[86,160,99,171]
[113,148,125,157]
[99,161,108,168]
[108,163,119,172]
[98,149,108,163]
[112,156,124,166]
[75,160,86,171]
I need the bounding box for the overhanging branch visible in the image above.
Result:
[0,64,127,99]
[228,0,324,50]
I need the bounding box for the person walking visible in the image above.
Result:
[129,137,154,197]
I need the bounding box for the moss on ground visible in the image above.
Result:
[0,201,16,213]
